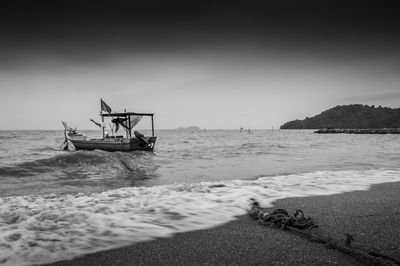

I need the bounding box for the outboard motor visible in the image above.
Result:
[134,131,149,147]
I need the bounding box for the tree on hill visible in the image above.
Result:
[280,104,400,129]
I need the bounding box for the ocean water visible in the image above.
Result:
[1,129,400,265]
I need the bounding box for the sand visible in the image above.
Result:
[45,182,400,266]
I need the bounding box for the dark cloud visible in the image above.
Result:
[1,0,399,67]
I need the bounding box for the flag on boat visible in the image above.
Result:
[100,98,112,113]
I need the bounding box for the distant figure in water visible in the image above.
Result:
[248,128,251,133]
[240,127,244,132]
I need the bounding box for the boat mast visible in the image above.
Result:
[124,109,130,139]
[101,113,105,139]
[128,114,132,138]
[151,115,154,137]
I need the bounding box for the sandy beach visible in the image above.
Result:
[43,181,400,266]
[2,1,400,265]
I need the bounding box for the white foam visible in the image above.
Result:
[1,169,400,265]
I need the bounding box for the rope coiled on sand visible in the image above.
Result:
[249,200,400,266]
[250,207,317,230]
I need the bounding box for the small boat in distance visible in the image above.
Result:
[62,99,156,152]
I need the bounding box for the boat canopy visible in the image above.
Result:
[111,116,142,132]
[101,112,154,137]
[101,112,154,117]
[103,113,152,134]
[99,99,155,137]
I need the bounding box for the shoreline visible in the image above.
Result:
[45,181,400,266]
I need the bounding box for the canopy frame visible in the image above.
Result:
[101,112,155,138]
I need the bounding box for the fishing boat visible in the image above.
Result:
[62,99,156,151]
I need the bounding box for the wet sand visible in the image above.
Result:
[46,182,400,266]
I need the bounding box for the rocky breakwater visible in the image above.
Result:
[315,128,400,134]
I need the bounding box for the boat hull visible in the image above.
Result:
[69,136,156,152]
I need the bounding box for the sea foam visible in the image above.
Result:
[1,169,400,266]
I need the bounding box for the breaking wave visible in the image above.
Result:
[1,169,400,266]
[0,150,153,178]
[0,151,107,176]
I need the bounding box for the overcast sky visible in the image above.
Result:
[1,0,399,130]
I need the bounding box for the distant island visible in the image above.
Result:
[280,104,400,129]
[173,126,201,132]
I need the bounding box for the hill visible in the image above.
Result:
[173,126,201,132]
[280,104,400,129]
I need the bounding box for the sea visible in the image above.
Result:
[1,129,400,265]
